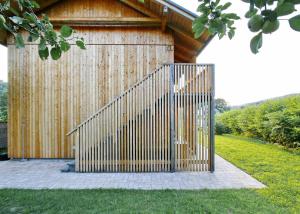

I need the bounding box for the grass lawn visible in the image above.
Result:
[216,135,300,213]
[0,189,282,214]
[0,135,298,213]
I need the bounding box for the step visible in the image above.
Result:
[61,160,75,173]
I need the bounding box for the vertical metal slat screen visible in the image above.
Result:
[72,64,214,172]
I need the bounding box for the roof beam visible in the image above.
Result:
[0,30,7,46]
[120,0,159,18]
[169,24,205,44]
[175,51,193,63]
[50,17,162,27]
[175,43,197,56]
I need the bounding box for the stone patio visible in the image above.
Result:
[0,155,265,190]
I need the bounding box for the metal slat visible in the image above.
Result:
[70,64,214,173]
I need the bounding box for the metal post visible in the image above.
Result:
[169,64,175,172]
[21,122,25,161]
[209,65,215,172]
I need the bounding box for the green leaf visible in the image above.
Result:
[45,30,57,45]
[245,8,258,18]
[215,0,221,6]
[23,12,38,23]
[50,47,62,60]
[15,34,24,49]
[209,19,225,34]
[197,3,210,14]
[261,10,278,22]
[60,41,71,52]
[276,2,295,16]
[31,0,40,8]
[38,47,49,60]
[277,0,285,6]
[194,29,205,39]
[9,7,20,16]
[250,32,263,54]
[0,14,5,23]
[224,13,240,20]
[193,17,206,36]
[286,0,300,4]
[27,33,39,42]
[221,2,232,11]
[76,40,86,50]
[254,0,266,8]
[39,39,47,51]
[228,29,235,40]
[60,25,73,38]
[289,15,300,31]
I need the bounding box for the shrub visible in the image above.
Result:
[216,95,300,148]
[215,121,230,135]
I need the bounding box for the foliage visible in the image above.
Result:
[216,95,300,148]
[215,120,230,134]
[0,0,85,60]
[215,98,230,113]
[193,0,240,40]
[0,82,7,122]
[193,0,300,54]
[216,135,300,212]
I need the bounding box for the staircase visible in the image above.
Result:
[67,64,215,173]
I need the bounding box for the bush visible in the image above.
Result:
[216,95,300,148]
[215,121,230,135]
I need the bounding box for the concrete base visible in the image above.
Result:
[0,155,265,190]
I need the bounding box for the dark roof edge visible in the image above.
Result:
[165,0,198,18]
[197,34,215,56]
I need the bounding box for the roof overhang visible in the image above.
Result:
[0,0,214,61]
[120,0,214,62]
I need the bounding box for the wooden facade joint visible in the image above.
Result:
[50,17,162,27]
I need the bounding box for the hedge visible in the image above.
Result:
[216,95,300,148]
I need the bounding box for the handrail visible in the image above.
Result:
[67,64,166,136]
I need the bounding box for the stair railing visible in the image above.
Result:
[67,64,215,173]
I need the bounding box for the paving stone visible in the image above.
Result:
[0,155,265,190]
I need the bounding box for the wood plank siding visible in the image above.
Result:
[8,0,174,159]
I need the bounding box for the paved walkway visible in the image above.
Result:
[0,155,265,190]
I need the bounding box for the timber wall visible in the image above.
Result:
[8,0,174,158]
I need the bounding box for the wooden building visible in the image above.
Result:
[2,0,215,172]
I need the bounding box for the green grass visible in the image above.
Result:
[0,136,299,213]
[216,135,300,213]
[0,189,283,214]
